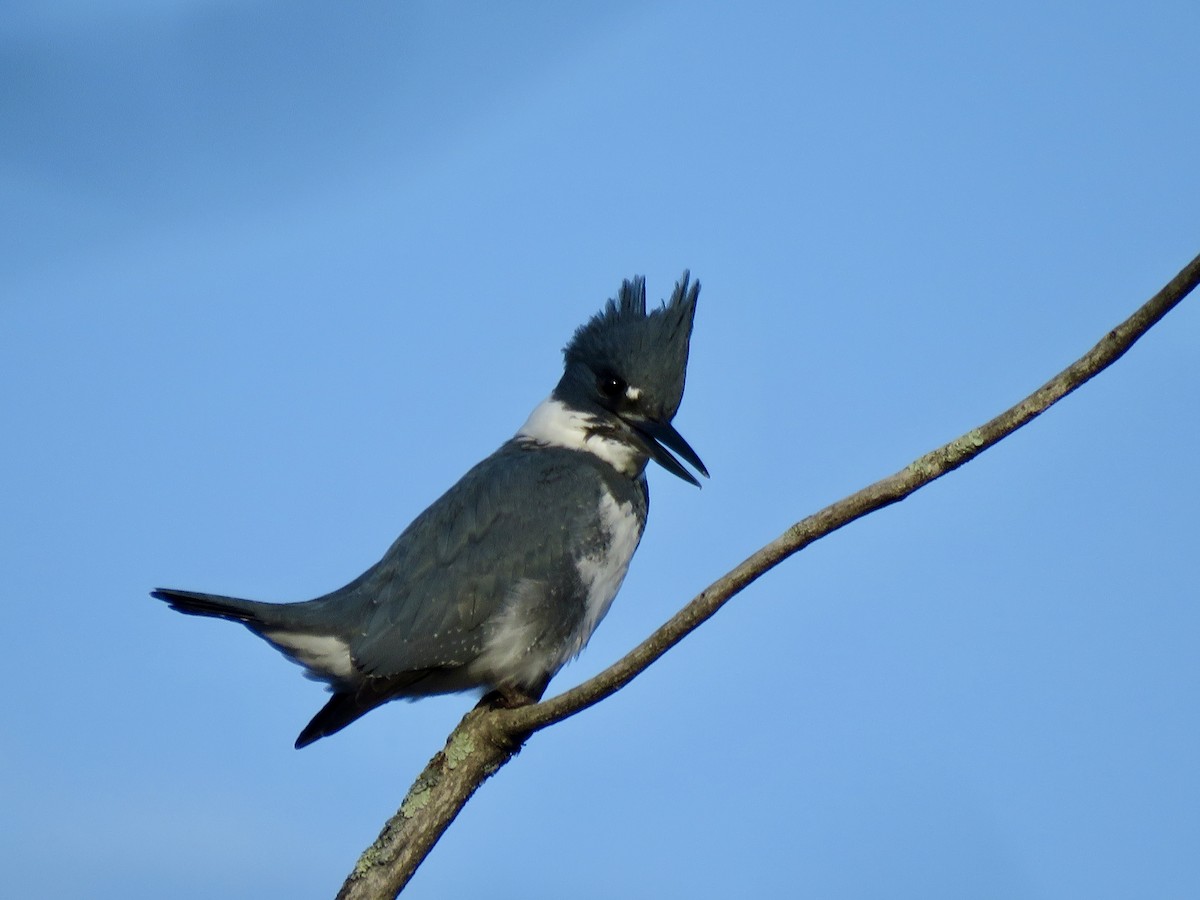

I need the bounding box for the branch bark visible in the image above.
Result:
[337,251,1200,900]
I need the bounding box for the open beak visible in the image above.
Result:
[630,418,709,487]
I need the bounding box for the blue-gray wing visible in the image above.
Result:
[328,441,643,681]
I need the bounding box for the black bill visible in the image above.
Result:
[632,418,709,486]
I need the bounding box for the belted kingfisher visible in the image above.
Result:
[153,273,706,748]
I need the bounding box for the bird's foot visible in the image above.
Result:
[479,686,541,710]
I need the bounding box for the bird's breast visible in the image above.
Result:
[468,456,649,693]
[570,487,645,657]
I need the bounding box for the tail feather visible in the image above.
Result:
[295,680,401,748]
[151,588,328,634]
[151,588,270,624]
[153,586,360,713]
[295,692,370,748]
[155,586,441,748]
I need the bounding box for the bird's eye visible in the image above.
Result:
[597,372,627,399]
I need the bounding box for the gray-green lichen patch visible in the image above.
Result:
[908,428,988,479]
[351,818,405,875]
[907,456,940,479]
[399,767,441,819]
[400,785,433,819]
[446,731,476,770]
[353,841,385,876]
[956,428,987,452]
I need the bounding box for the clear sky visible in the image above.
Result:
[3,2,1198,898]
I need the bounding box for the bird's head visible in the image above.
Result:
[554,272,707,486]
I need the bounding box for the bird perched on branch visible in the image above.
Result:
[153,272,707,748]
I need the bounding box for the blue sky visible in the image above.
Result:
[3,2,1198,897]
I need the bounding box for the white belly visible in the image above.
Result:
[569,487,643,658]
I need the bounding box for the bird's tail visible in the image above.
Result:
[154,588,421,748]
[151,587,355,690]
[151,588,289,628]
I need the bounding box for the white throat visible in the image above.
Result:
[516,396,642,476]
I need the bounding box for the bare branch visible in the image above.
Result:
[337,251,1200,899]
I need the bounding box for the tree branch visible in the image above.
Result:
[337,250,1200,899]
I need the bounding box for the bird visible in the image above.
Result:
[152,272,706,748]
